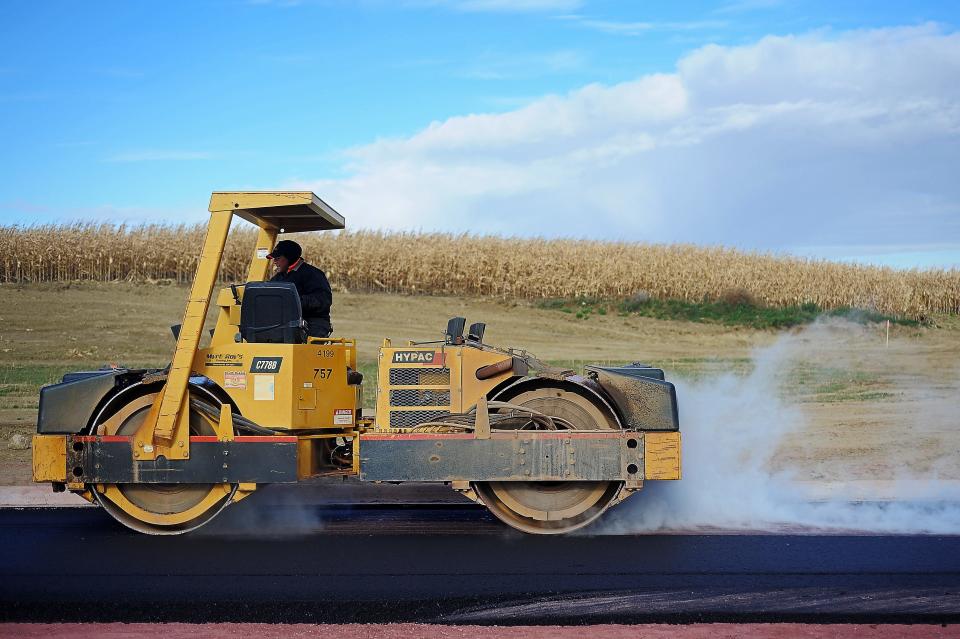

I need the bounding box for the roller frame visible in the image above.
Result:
[65,435,299,484]
[359,430,645,484]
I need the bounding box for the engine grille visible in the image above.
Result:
[389,367,450,386]
[390,389,451,407]
[389,410,450,429]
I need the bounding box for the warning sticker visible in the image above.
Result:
[224,371,246,390]
[257,248,269,259]
[334,409,353,425]
[254,375,275,401]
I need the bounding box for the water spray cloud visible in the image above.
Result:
[602,319,960,534]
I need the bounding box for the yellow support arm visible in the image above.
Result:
[136,209,233,456]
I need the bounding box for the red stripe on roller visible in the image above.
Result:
[362,431,627,441]
[361,433,475,441]
[495,431,624,440]
[189,436,297,443]
[70,435,296,444]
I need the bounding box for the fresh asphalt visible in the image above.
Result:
[2,484,959,624]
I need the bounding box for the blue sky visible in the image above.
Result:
[2,1,959,269]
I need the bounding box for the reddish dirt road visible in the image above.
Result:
[2,624,959,639]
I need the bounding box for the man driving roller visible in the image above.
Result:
[267,239,333,338]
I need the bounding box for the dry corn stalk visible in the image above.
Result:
[2,224,958,321]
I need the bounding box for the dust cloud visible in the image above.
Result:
[601,318,960,534]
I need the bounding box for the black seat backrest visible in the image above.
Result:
[239,282,306,344]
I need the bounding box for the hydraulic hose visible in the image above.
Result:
[189,398,282,436]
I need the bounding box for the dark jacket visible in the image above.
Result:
[271,259,333,337]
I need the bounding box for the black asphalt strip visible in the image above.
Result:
[1,504,958,624]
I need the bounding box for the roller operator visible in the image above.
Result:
[267,239,333,338]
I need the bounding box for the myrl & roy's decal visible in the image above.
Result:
[204,353,243,367]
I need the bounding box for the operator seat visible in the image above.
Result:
[239,281,307,344]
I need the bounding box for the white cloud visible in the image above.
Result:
[298,24,960,260]
[246,0,304,6]
[453,0,581,12]
[106,150,215,162]
[575,19,728,36]
[459,49,587,80]
[715,0,784,14]
[577,19,653,36]
[412,0,582,13]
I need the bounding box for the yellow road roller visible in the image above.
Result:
[32,191,681,535]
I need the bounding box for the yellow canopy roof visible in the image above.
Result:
[208,191,345,232]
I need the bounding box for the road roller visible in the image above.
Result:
[32,191,681,535]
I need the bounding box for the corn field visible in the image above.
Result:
[2,223,959,320]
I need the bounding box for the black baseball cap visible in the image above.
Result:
[266,240,302,261]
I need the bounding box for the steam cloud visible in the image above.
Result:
[602,319,960,534]
[202,484,328,537]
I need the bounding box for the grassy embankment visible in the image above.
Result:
[538,295,921,330]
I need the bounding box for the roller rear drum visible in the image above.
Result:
[474,386,623,534]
